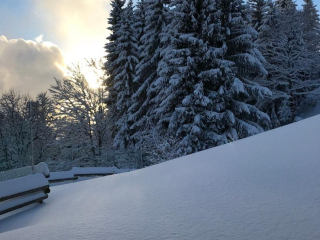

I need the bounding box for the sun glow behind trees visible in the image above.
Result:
[83,68,104,89]
[57,59,105,90]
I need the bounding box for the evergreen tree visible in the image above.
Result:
[134,0,147,49]
[212,0,271,142]
[128,0,170,147]
[256,0,282,127]
[249,0,268,31]
[301,0,320,78]
[275,0,296,10]
[302,0,320,38]
[104,0,125,114]
[151,0,224,155]
[257,0,319,125]
[151,0,271,156]
[113,0,139,148]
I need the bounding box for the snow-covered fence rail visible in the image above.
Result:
[47,149,151,172]
[0,162,50,183]
[0,173,50,215]
[71,167,115,177]
[48,171,78,183]
[0,166,33,183]
[48,168,135,183]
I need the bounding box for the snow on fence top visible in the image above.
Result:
[48,171,76,181]
[70,167,137,176]
[115,168,135,173]
[71,167,115,176]
[0,163,50,183]
[33,163,50,178]
[0,173,49,200]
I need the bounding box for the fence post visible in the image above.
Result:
[27,101,35,173]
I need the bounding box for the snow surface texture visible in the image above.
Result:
[0,115,320,239]
[0,173,48,199]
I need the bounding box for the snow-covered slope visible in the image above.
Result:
[1,115,320,239]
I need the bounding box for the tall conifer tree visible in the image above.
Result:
[151,0,271,156]
[128,0,170,147]
[256,0,319,125]
[249,0,268,31]
[104,0,126,112]
[302,0,320,78]
[112,0,139,148]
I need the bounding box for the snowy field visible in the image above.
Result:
[0,115,320,239]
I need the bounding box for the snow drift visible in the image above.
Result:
[0,115,320,239]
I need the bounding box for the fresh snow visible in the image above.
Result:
[0,174,48,200]
[70,167,135,176]
[114,168,135,174]
[49,169,135,182]
[0,115,320,239]
[33,163,50,178]
[48,171,76,181]
[71,167,115,175]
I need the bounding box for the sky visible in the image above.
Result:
[0,0,113,96]
[0,0,319,96]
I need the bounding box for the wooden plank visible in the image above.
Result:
[0,185,50,203]
[73,173,113,177]
[49,177,78,183]
[0,194,48,215]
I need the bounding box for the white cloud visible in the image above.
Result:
[0,35,66,97]
[0,0,112,94]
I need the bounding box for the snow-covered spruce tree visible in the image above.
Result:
[302,0,320,49]
[257,0,319,125]
[301,0,320,78]
[249,0,268,31]
[211,0,271,144]
[150,0,221,155]
[134,0,147,49]
[112,0,139,148]
[255,0,282,127]
[104,0,125,115]
[150,0,271,156]
[275,0,296,10]
[128,0,170,148]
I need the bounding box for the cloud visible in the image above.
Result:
[0,35,66,97]
[0,0,112,94]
